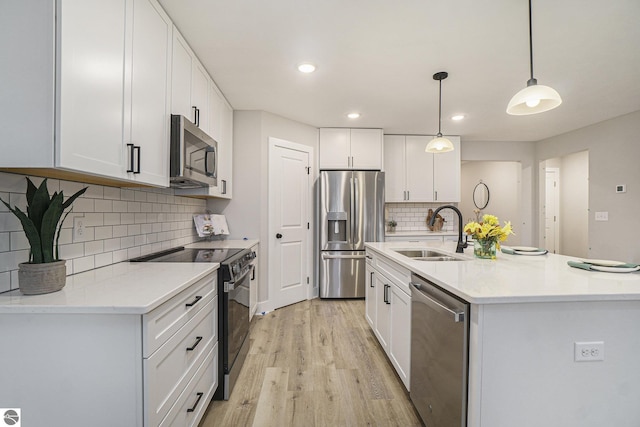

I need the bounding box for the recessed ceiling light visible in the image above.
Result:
[297,63,316,73]
[451,115,465,121]
[347,113,360,119]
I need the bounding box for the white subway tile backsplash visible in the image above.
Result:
[0,271,10,293]
[386,202,458,232]
[73,255,95,273]
[103,186,121,200]
[104,213,120,226]
[95,252,113,268]
[0,172,205,292]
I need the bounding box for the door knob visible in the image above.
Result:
[276,233,283,239]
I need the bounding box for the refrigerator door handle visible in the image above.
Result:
[354,177,359,243]
[321,253,366,260]
[350,176,355,245]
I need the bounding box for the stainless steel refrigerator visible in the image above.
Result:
[318,170,385,298]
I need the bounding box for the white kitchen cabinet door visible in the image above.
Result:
[171,30,193,120]
[432,136,461,202]
[191,62,209,132]
[126,0,172,187]
[208,82,224,143]
[405,135,435,202]
[57,0,128,179]
[389,283,411,391]
[365,261,376,328]
[319,128,350,169]
[373,273,391,352]
[350,128,383,170]
[383,135,406,202]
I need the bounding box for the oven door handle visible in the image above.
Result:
[223,265,254,293]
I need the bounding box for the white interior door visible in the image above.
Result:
[268,138,312,310]
[545,168,560,253]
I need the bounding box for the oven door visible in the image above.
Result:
[224,265,252,375]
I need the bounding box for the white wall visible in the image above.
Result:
[559,151,589,257]
[536,110,640,262]
[460,161,522,246]
[461,141,535,246]
[209,111,318,308]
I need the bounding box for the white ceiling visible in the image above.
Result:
[158,0,640,142]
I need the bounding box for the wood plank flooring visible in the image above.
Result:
[199,299,423,427]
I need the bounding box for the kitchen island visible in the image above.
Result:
[365,241,640,427]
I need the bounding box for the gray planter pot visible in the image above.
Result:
[18,260,67,295]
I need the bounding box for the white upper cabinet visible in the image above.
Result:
[127,0,172,186]
[170,30,209,133]
[0,0,171,187]
[171,25,235,199]
[383,135,461,202]
[319,128,383,170]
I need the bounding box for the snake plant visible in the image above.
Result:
[1,178,87,264]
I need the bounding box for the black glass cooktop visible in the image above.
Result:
[130,247,242,263]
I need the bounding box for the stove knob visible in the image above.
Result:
[232,264,240,275]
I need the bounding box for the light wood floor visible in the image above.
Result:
[199,299,423,427]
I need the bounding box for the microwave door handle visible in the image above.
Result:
[204,147,216,177]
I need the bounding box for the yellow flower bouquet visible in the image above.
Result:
[464,214,514,259]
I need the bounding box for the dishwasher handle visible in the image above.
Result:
[410,282,465,323]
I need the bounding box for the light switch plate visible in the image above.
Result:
[595,212,608,221]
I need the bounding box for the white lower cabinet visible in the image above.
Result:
[365,249,412,390]
[0,271,218,427]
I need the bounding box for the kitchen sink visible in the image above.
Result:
[393,249,464,262]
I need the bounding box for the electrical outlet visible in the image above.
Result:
[73,217,85,242]
[594,212,608,221]
[574,341,604,362]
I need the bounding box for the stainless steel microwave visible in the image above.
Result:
[169,115,218,188]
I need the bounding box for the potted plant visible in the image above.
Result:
[464,214,514,259]
[387,219,397,232]
[0,178,87,294]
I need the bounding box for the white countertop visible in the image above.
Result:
[365,241,640,304]
[0,262,218,314]
[0,239,260,315]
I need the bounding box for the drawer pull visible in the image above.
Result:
[185,295,203,308]
[186,392,204,413]
[186,336,203,351]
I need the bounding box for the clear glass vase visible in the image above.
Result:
[474,240,497,259]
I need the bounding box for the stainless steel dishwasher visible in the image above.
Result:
[410,273,470,427]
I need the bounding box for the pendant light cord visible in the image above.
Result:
[438,78,442,135]
[528,0,535,83]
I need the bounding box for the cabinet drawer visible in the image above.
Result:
[145,298,216,427]
[143,273,216,357]
[375,255,411,293]
[160,344,218,427]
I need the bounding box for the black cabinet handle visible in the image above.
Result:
[185,295,202,308]
[186,392,204,413]
[186,336,203,351]
[251,267,255,281]
[384,284,391,304]
[369,272,374,288]
[222,179,227,195]
[134,145,141,174]
[126,143,134,173]
[276,233,283,239]
[192,106,198,126]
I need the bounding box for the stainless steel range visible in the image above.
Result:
[130,246,256,400]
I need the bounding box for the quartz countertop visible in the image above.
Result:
[365,241,640,304]
[0,262,218,314]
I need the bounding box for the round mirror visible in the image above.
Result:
[473,182,490,210]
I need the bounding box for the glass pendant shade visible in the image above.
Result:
[507,81,562,115]
[425,134,454,153]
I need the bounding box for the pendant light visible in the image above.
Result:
[425,71,454,153]
[506,0,562,115]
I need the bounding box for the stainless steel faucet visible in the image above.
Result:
[429,205,468,253]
